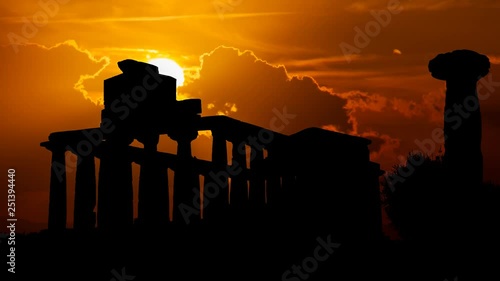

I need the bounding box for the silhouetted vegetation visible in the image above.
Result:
[381,151,500,241]
[381,152,444,240]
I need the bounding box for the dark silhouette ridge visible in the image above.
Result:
[382,152,500,281]
[9,50,498,280]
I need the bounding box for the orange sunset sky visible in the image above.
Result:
[1,0,500,232]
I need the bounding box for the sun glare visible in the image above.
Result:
[148,58,185,86]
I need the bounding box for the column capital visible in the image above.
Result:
[429,49,490,81]
[41,141,66,153]
[168,129,198,143]
[211,129,227,139]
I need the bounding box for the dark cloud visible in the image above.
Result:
[180,46,403,172]
[180,46,351,135]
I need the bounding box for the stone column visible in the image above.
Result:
[249,148,265,206]
[230,141,248,206]
[428,50,490,254]
[97,142,134,232]
[428,49,490,188]
[212,131,228,167]
[74,155,96,231]
[280,152,297,197]
[265,148,282,205]
[46,143,67,231]
[137,139,170,228]
[170,130,200,223]
[203,131,229,221]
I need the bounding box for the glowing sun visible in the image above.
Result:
[148,58,185,86]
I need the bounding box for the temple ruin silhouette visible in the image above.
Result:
[40,58,384,240]
[28,50,498,281]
